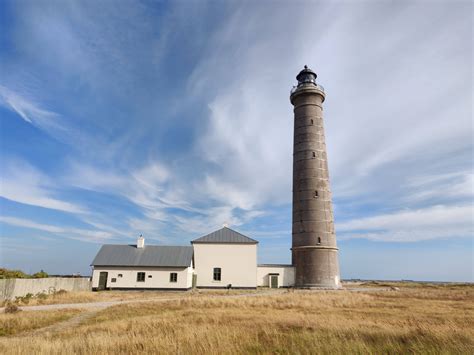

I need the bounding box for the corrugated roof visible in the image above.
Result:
[191,227,258,244]
[91,245,193,267]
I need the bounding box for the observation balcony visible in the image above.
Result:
[291,82,325,95]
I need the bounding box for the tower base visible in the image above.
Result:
[295,284,343,290]
[293,247,341,289]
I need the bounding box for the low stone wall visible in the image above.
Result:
[0,277,92,300]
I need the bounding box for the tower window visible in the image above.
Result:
[310,119,314,125]
[318,237,321,244]
[314,190,318,198]
[312,152,316,158]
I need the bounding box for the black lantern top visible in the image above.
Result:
[296,65,317,86]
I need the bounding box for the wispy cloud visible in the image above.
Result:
[403,172,473,204]
[0,85,55,124]
[0,216,113,242]
[0,85,67,136]
[337,204,473,242]
[1,159,86,214]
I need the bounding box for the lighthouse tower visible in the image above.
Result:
[290,66,341,288]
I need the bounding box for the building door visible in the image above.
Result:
[270,275,279,288]
[98,272,108,290]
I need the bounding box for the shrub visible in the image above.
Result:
[0,268,29,279]
[15,293,34,305]
[4,302,20,314]
[36,293,48,301]
[32,270,49,278]
[0,268,49,279]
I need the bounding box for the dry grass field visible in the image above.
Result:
[1,283,473,354]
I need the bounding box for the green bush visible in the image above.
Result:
[0,268,30,279]
[32,270,48,278]
[0,268,49,279]
[15,293,33,305]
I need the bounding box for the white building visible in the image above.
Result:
[192,228,258,289]
[91,227,295,290]
[91,237,193,291]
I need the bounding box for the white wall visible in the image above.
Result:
[0,278,91,300]
[92,266,193,290]
[193,243,257,288]
[257,265,295,287]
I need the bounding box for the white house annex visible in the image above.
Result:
[91,227,295,290]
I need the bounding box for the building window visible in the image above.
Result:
[118,274,123,278]
[213,267,221,281]
[170,273,178,283]
[111,278,117,283]
[137,272,145,282]
[148,275,152,278]
[311,119,313,125]
[314,190,318,198]
[312,152,316,158]
[318,237,321,244]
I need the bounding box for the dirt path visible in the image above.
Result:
[26,308,102,336]
[8,290,283,313]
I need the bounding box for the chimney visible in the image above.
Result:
[137,235,145,248]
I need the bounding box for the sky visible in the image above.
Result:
[0,0,472,281]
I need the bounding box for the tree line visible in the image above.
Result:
[0,268,49,279]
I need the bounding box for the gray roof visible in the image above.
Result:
[191,227,258,244]
[91,245,193,267]
[258,264,294,268]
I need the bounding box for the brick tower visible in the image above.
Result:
[290,66,341,288]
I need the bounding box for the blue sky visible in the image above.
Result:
[0,0,472,281]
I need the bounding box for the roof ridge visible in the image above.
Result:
[101,244,192,248]
[222,226,247,237]
[191,227,258,244]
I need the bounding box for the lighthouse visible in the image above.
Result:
[290,66,341,288]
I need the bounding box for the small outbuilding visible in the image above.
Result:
[257,264,295,288]
[91,236,194,291]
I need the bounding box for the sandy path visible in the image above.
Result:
[26,308,102,336]
[7,289,284,312]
